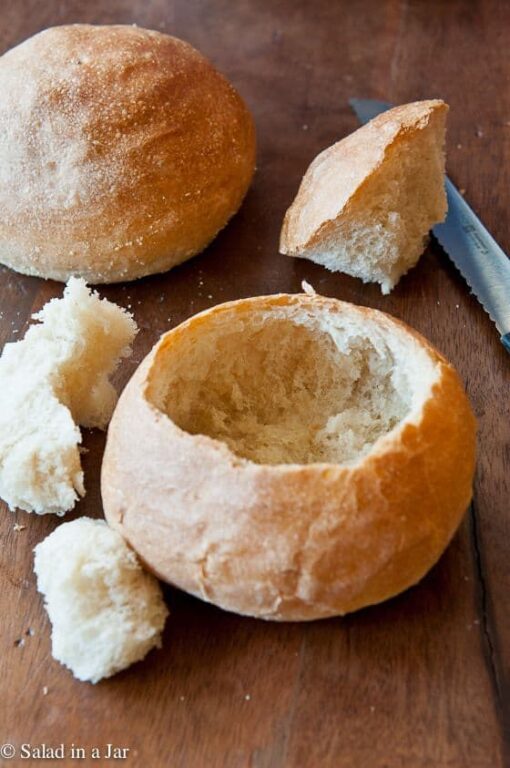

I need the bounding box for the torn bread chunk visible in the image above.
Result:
[280,100,448,293]
[34,518,168,683]
[0,278,137,515]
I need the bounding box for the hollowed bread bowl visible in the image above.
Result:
[101,293,476,620]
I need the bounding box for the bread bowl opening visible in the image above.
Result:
[149,306,423,466]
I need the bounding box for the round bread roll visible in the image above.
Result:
[0,25,256,283]
[101,293,476,621]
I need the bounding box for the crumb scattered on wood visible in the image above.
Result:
[42,686,49,696]
[301,280,316,296]
[13,523,26,532]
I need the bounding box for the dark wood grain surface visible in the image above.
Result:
[1,1,509,766]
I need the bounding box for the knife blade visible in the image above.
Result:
[349,98,510,353]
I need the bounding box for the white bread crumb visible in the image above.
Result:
[34,518,168,683]
[300,279,316,296]
[0,278,138,515]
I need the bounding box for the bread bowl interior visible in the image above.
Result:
[147,300,438,466]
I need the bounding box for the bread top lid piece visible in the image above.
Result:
[280,100,448,253]
[0,25,256,283]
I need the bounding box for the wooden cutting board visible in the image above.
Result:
[1,1,509,766]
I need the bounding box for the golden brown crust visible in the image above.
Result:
[0,25,256,283]
[101,294,476,621]
[280,100,447,254]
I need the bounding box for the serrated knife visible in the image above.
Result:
[349,98,510,353]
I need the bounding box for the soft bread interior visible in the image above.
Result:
[0,278,137,514]
[148,301,438,466]
[34,518,168,683]
[302,110,447,293]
